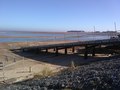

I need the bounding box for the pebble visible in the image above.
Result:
[1,58,120,90]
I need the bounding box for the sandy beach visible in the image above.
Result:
[0,40,75,83]
[0,40,117,84]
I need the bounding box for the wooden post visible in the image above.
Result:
[92,46,95,56]
[84,45,88,59]
[53,48,56,51]
[72,47,75,53]
[46,48,48,53]
[38,48,41,53]
[99,45,101,48]
[33,49,36,53]
[14,58,16,62]
[22,49,25,52]
[35,48,39,54]
[65,47,67,54]
[29,66,32,73]
[55,48,58,56]
[5,56,8,62]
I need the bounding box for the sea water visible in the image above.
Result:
[0,31,110,42]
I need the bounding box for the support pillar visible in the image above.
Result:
[84,45,88,59]
[35,48,39,54]
[72,47,75,53]
[92,46,95,56]
[65,47,67,54]
[46,48,48,53]
[22,49,25,52]
[55,48,58,56]
[39,48,41,53]
[53,48,56,51]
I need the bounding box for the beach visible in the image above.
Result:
[0,40,73,83]
[0,31,119,90]
[0,36,119,90]
[0,38,117,84]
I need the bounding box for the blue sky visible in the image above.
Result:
[0,0,120,32]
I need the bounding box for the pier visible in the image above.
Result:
[11,38,120,59]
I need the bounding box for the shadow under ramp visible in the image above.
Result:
[11,47,120,67]
[11,51,86,66]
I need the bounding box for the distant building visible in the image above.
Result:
[94,31,101,33]
[67,30,85,32]
[102,31,117,33]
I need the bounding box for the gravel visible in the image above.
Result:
[1,58,120,90]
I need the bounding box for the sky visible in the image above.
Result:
[0,0,120,32]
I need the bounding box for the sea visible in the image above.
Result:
[0,31,112,42]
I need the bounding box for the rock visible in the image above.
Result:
[1,58,120,90]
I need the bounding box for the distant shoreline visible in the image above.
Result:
[0,35,56,38]
[0,31,113,43]
[0,30,68,34]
